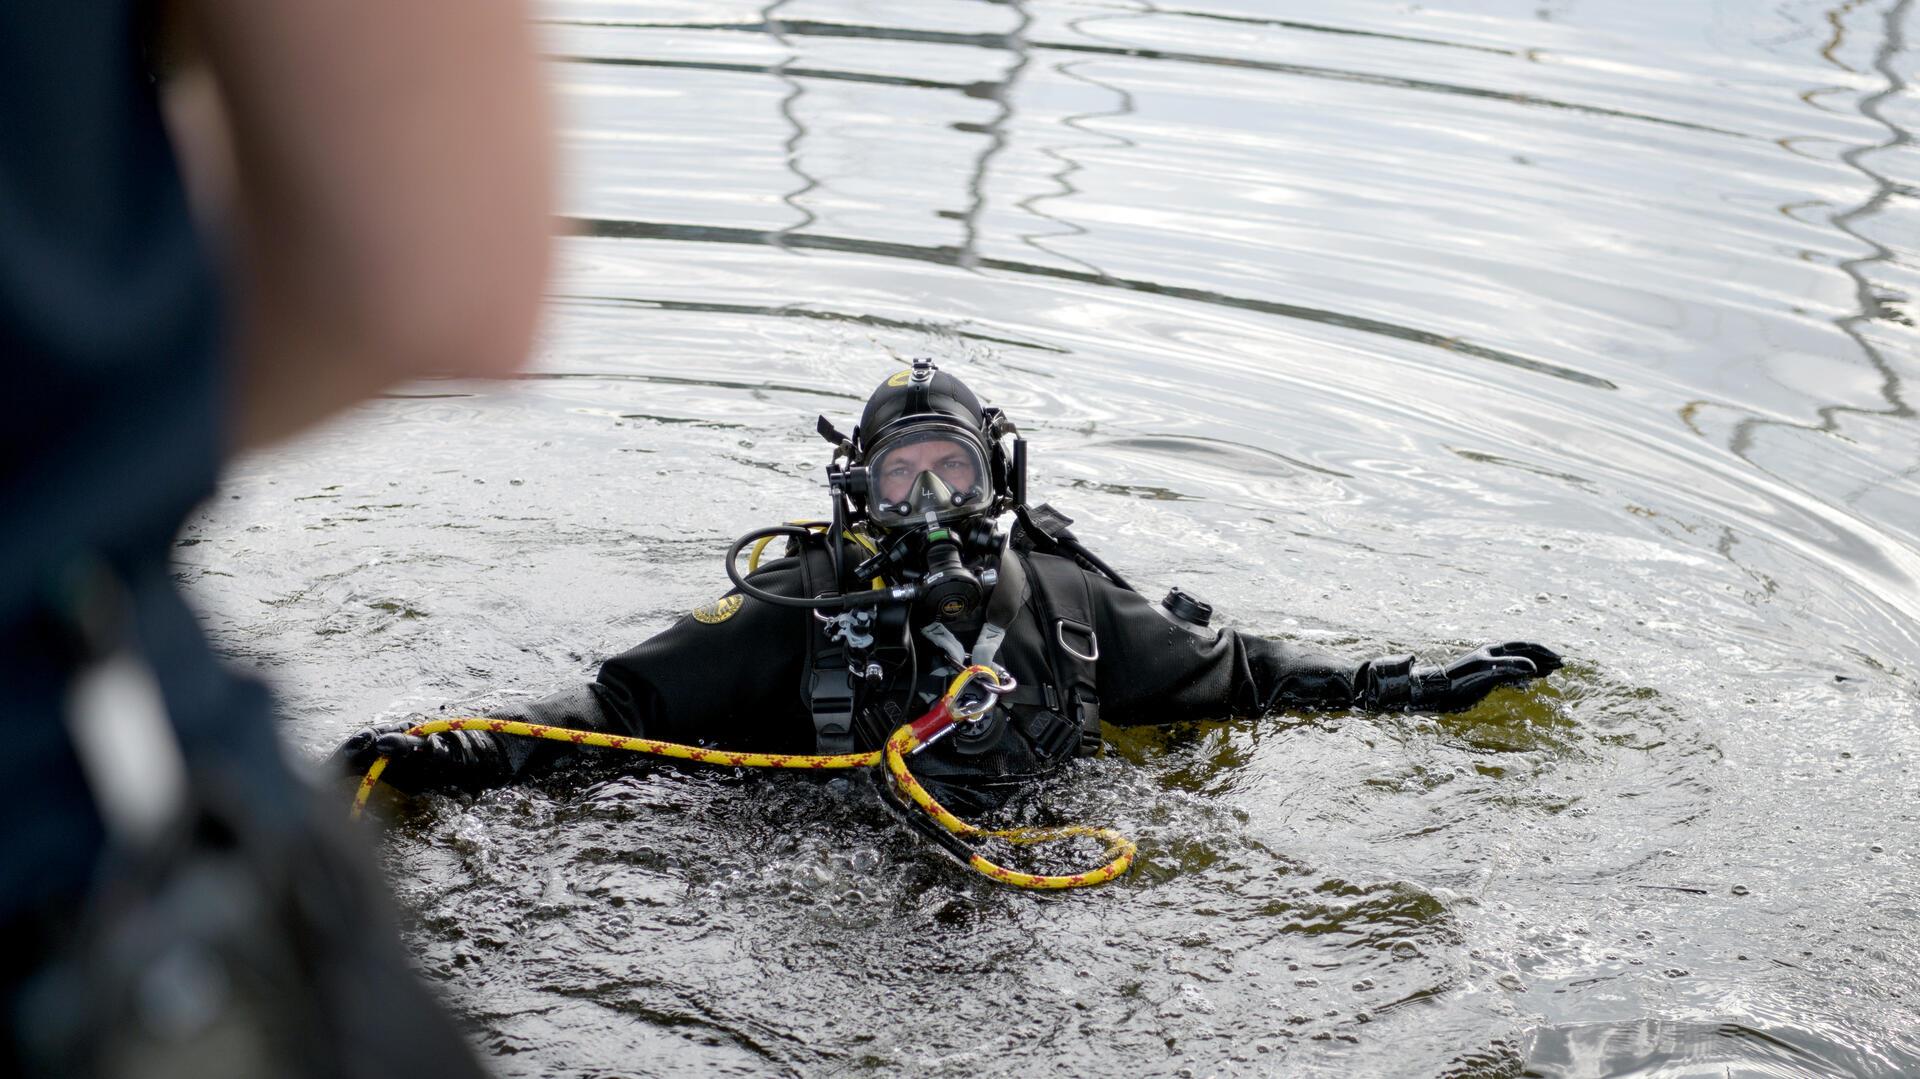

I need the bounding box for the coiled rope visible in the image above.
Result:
[352,665,1134,890]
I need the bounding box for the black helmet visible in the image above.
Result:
[847,360,1010,530]
[856,360,988,447]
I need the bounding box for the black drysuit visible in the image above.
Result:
[469,542,1387,812]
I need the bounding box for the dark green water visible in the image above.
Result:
[183,1,1918,1075]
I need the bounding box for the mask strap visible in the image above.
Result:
[969,537,1027,672]
[919,623,968,668]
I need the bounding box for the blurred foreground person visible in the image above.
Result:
[1,1,550,1075]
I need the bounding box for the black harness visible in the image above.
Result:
[798,534,1102,762]
[796,537,858,755]
[999,552,1102,759]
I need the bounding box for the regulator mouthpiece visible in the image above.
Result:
[918,534,982,623]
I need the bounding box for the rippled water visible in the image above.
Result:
[182,1,1919,1075]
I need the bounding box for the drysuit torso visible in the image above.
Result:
[480,532,1380,811]
[791,535,1105,815]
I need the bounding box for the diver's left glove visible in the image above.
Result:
[1359,641,1562,712]
[329,715,512,794]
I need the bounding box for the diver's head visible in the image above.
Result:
[810,359,1021,622]
[848,360,1005,532]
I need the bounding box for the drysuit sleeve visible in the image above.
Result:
[1084,573,1367,726]
[489,560,819,780]
[345,557,820,791]
[1082,571,1559,724]
[589,556,818,754]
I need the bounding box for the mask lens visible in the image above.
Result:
[869,433,987,524]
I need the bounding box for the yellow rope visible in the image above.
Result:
[352,665,1133,889]
[880,675,1136,890]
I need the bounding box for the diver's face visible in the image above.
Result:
[877,437,979,503]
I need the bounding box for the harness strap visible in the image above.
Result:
[798,539,858,755]
[919,623,968,668]
[970,536,1028,673]
[1019,552,1104,758]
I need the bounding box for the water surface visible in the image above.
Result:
[185,1,1918,1075]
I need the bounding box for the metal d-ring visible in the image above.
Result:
[1055,619,1098,662]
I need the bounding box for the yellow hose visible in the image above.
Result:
[352,666,1133,890]
[743,523,882,589]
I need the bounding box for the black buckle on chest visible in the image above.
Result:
[1017,706,1078,760]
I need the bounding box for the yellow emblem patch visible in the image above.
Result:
[691,595,743,624]
[886,369,913,387]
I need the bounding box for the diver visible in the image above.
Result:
[334,360,1562,818]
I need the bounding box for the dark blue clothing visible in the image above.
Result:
[0,12,493,1076]
[0,3,248,920]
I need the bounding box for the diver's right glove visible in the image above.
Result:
[329,716,512,794]
[1358,641,1561,713]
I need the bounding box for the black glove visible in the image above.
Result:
[1359,641,1562,713]
[328,715,511,795]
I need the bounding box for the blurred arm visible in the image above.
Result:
[166,0,554,449]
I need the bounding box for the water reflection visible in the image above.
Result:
[765,0,822,243]
[564,214,1616,387]
[555,50,982,93]
[544,11,1746,134]
[953,0,1029,269]
[546,293,1069,350]
[1727,0,1914,457]
[1011,0,1141,279]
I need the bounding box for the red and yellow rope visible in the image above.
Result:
[352,665,1134,890]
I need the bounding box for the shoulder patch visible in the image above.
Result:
[886,369,913,387]
[691,594,744,624]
